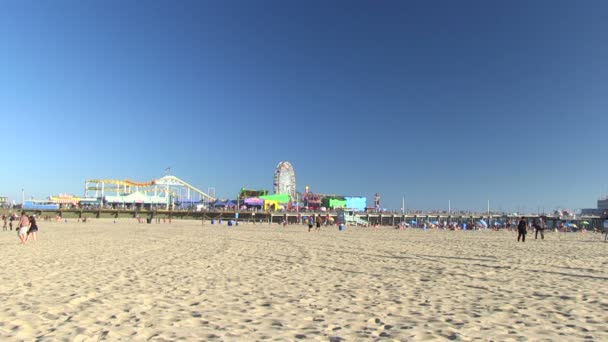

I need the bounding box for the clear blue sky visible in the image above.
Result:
[1,0,607,212]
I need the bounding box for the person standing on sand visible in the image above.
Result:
[2,214,7,231]
[517,217,527,242]
[315,214,322,231]
[9,213,15,230]
[535,217,545,240]
[18,211,29,244]
[27,215,38,242]
[308,215,314,232]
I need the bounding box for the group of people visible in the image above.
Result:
[2,213,17,230]
[307,214,323,232]
[517,216,545,242]
[2,212,39,244]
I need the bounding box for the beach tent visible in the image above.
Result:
[211,200,229,207]
[225,200,237,207]
[479,219,488,228]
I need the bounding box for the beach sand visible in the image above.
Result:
[1,219,607,341]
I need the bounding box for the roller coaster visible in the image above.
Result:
[84,175,215,207]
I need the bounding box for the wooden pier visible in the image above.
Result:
[9,208,604,229]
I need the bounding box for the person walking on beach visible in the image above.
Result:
[9,213,15,230]
[517,217,527,242]
[2,214,7,231]
[534,217,545,240]
[308,215,314,232]
[18,211,29,244]
[26,215,39,242]
[315,214,322,231]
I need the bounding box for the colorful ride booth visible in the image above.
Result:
[345,197,367,212]
[243,197,265,211]
[322,197,347,210]
[260,194,290,211]
[49,194,80,209]
[303,193,322,210]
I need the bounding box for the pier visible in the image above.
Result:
[7,208,604,229]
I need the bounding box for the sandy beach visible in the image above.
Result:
[1,219,607,341]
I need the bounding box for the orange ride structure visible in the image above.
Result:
[84,175,215,209]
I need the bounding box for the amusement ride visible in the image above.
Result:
[84,174,215,209]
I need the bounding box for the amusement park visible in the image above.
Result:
[19,161,373,214]
[10,161,390,227]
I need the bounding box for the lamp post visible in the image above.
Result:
[237,189,240,213]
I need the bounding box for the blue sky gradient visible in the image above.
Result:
[1,1,607,212]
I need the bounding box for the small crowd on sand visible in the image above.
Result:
[516,216,546,242]
[2,211,39,244]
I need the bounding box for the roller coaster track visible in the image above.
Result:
[86,179,156,187]
[154,175,216,202]
[85,175,216,202]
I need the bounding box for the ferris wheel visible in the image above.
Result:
[273,161,296,200]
